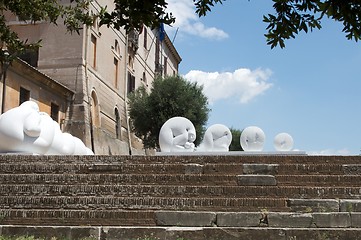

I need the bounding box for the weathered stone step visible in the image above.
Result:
[1,210,361,229]
[154,210,361,228]
[0,173,239,185]
[276,175,361,186]
[2,162,360,175]
[1,155,360,165]
[287,199,361,213]
[2,184,361,199]
[1,173,359,187]
[243,163,361,175]
[0,209,156,226]
[1,225,361,240]
[0,163,243,175]
[0,196,289,211]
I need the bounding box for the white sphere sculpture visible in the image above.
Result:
[197,124,232,152]
[159,116,196,152]
[240,126,265,151]
[274,132,294,151]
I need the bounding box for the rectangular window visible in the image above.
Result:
[127,72,136,93]
[114,58,119,89]
[143,27,148,49]
[90,34,97,68]
[115,109,121,139]
[19,87,30,105]
[163,56,168,76]
[51,103,59,122]
[142,72,147,84]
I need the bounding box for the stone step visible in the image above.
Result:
[0,173,239,185]
[154,210,361,228]
[1,162,359,175]
[1,210,361,229]
[243,163,361,175]
[2,184,361,199]
[0,173,360,187]
[0,163,243,175]
[1,225,361,240]
[0,196,289,211]
[0,209,156,226]
[276,174,361,186]
[1,155,361,165]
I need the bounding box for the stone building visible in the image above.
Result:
[0,58,74,128]
[3,0,182,155]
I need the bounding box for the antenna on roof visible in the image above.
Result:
[172,27,179,44]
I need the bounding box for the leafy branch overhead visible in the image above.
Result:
[1,0,361,62]
[99,0,175,33]
[191,0,361,48]
[263,0,361,48]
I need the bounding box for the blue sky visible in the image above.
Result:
[165,0,361,155]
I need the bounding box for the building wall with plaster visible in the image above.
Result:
[3,0,182,155]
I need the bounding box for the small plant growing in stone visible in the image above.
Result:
[304,206,313,213]
[259,209,269,226]
[346,203,353,213]
[0,213,6,223]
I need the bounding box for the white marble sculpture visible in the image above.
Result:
[159,116,196,152]
[197,124,232,152]
[0,101,93,155]
[240,126,265,151]
[274,132,294,151]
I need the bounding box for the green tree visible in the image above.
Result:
[128,75,210,149]
[229,127,243,151]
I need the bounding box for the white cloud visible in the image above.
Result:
[166,0,229,40]
[184,68,273,104]
[307,148,352,155]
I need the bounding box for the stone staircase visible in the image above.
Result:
[0,154,361,239]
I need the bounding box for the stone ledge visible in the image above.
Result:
[350,213,361,227]
[313,213,351,228]
[217,212,263,227]
[267,212,314,228]
[340,199,361,212]
[184,164,203,174]
[155,211,216,227]
[0,226,100,239]
[155,211,361,228]
[243,164,279,175]
[342,164,361,175]
[287,199,340,212]
[2,226,361,240]
[237,175,277,186]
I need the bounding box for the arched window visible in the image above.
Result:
[114,40,120,54]
[90,90,100,127]
[115,108,121,139]
[142,72,147,84]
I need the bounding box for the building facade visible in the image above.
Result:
[4,0,182,155]
[0,58,74,127]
